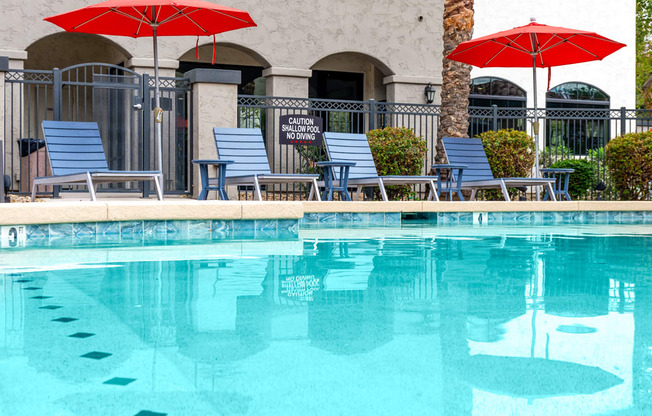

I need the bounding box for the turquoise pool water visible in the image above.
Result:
[1,224,651,415]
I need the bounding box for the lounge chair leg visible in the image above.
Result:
[253,176,262,200]
[545,183,557,201]
[86,173,97,201]
[309,179,321,201]
[31,182,37,202]
[378,179,388,201]
[499,180,511,202]
[470,189,477,201]
[428,180,439,201]
[154,175,164,201]
[354,186,363,201]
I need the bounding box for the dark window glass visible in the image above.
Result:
[469,77,526,137]
[545,83,610,155]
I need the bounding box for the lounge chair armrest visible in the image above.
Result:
[191,159,234,166]
[431,164,468,170]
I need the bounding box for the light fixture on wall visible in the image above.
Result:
[424,83,436,104]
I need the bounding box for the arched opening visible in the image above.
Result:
[310,52,393,101]
[25,33,131,70]
[469,77,526,136]
[545,82,610,154]
[178,43,269,95]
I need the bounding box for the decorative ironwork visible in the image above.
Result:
[5,70,54,83]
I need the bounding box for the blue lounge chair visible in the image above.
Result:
[33,120,163,201]
[212,127,320,201]
[441,137,556,201]
[322,132,438,201]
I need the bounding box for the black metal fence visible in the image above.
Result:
[238,95,652,200]
[2,64,192,197]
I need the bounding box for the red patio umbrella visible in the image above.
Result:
[45,0,256,176]
[447,19,626,176]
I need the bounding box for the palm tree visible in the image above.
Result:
[436,0,475,163]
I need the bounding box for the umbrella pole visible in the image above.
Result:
[152,25,164,179]
[532,56,540,179]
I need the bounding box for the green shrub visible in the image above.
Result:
[605,132,652,200]
[540,145,573,167]
[549,159,596,199]
[366,127,427,200]
[477,129,535,200]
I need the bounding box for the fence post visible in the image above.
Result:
[141,73,152,197]
[368,99,376,131]
[186,68,240,199]
[620,107,626,136]
[52,68,62,121]
[492,104,498,132]
[0,57,5,202]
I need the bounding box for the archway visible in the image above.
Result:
[545,82,610,154]
[468,77,527,137]
[25,33,131,70]
[310,52,393,101]
[178,43,270,95]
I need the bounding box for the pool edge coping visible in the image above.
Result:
[1,200,651,226]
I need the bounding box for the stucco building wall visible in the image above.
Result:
[0,0,637,106]
[2,0,445,104]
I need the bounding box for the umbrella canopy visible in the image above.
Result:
[43,0,256,38]
[446,19,625,178]
[447,21,626,69]
[45,0,256,183]
[453,354,623,398]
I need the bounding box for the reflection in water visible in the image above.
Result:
[0,229,651,415]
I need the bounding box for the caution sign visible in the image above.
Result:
[279,115,323,146]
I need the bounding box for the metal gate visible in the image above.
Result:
[3,63,192,197]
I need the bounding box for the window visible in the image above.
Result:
[545,82,610,155]
[469,77,526,137]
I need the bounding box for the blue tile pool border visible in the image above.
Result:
[2,211,652,248]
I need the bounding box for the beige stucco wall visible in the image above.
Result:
[6,0,444,104]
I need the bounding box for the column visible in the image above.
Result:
[186,68,240,199]
[0,51,28,195]
[262,67,312,180]
[0,57,6,202]
[263,67,312,98]
[383,75,440,105]
[126,58,180,78]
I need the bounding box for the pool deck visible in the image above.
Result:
[1,197,651,225]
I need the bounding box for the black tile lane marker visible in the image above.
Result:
[103,377,136,386]
[39,305,63,310]
[68,332,95,339]
[22,287,42,291]
[51,317,78,323]
[30,296,52,300]
[13,279,32,283]
[80,351,112,360]
[134,411,167,416]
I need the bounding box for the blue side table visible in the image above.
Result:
[540,168,574,201]
[316,161,356,201]
[432,164,467,201]
[192,159,234,200]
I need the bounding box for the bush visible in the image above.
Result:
[540,145,573,167]
[477,129,535,200]
[605,132,652,200]
[549,159,596,199]
[366,127,428,200]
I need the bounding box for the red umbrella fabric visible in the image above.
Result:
[45,0,256,177]
[447,21,626,68]
[446,19,626,178]
[44,0,256,37]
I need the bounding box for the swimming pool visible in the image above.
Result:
[1,223,651,415]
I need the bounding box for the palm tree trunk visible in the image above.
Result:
[436,0,474,163]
